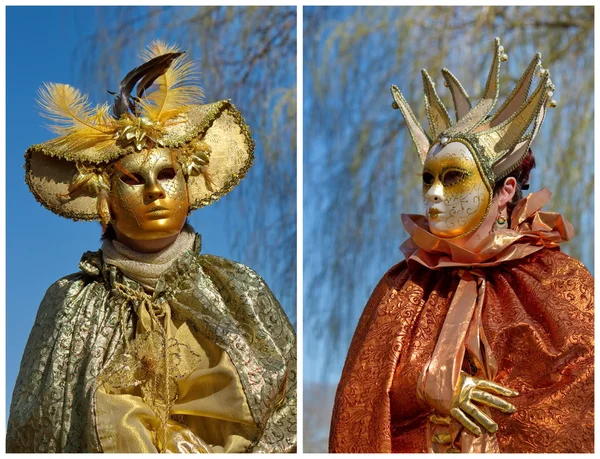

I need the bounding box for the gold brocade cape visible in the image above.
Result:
[7,234,296,453]
[329,190,594,453]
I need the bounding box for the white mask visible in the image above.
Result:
[422,141,491,238]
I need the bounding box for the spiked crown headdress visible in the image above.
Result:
[391,37,556,188]
[25,41,254,227]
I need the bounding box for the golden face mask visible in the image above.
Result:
[109,148,189,240]
[422,141,491,238]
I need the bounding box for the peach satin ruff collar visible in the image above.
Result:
[400,188,573,268]
[399,189,573,453]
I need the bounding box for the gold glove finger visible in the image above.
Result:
[432,433,452,445]
[450,407,482,436]
[475,379,519,397]
[430,414,452,426]
[471,389,516,413]
[460,401,498,433]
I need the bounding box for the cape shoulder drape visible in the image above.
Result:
[8,234,296,453]
[329,190,593,453]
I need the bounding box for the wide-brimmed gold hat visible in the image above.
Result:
[25,41,254,224]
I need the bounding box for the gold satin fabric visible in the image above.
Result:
[330,190,593,453]
[95,296,256,453]
[7,234,296,453]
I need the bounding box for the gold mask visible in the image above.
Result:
[109,148,189,241]
[422,141,491,238]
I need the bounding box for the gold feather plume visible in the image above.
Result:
[37,83,119,157]
[138,41,204,122]
[38,83,115,136]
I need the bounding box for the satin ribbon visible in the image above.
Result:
[417,269,499,453]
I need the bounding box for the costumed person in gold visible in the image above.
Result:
[330,38,593,453]
[7,41,296,453]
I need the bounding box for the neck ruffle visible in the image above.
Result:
[400,188,574,268]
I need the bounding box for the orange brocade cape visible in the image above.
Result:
[329,190,594,453]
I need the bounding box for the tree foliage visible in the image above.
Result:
[75,6,297,322]
[304,5,593,377]
[304,5,593,452]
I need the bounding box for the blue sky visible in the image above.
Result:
[302,6,594,387]
[5,4,595,432]
[5,6,294,419]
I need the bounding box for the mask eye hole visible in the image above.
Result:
[422,171,434,186]
[120,173,144,185]
[157,168,176,181]
[442,170,467,186]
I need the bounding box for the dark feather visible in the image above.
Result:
[136,52,186,100]
[112,52,183,118]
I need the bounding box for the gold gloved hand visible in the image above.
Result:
[428,414,459,452]
[449,371,518,436]
[430,414,452,445]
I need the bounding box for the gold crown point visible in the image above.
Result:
[390,38,555,183]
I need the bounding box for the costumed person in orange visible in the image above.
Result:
[329,38,593,453]
[8,42,296,453]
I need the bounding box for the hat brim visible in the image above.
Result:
[25,100,255,221]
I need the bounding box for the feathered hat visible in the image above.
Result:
[391,37,556,190]
[25,41,254,227]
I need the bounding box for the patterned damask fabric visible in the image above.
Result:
[329,248,593,453]
[7,235,296,453]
